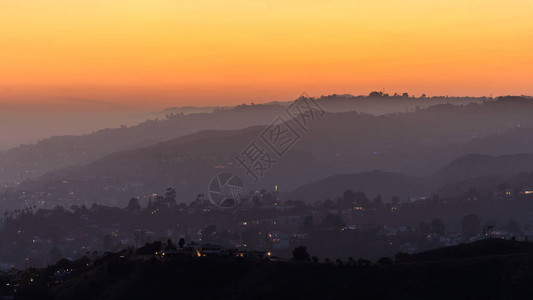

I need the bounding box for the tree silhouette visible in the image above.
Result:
[292,246,310,262]
[377,257,393,266]
[166,239,177,250]
[165,188,177,208]
[127,198,141,212]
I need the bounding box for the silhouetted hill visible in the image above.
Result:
[5,98,533,207]
[397,238,533,262]
[290,171,431,201]
[433,153,533,198]
[289,153,533,202]
[0,104,286,184]
[0,95,500,185]
[13,239,533,300]
[434,153,533,183]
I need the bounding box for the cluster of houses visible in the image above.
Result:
[155,244,271,260]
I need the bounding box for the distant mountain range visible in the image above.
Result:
[3,97,533,208]
[0,94,490,186]
[0,104,287,184]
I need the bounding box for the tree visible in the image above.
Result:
[353,192,369,207]
[292,246,310,262]
[461,214,481,237]
[341,190,356,207]
[166,239,177,250]
[377,257,393,266]
[430,219,446,235]
[347,257,355,265]
[178,238,185,249]
[165,188,177,208]
[337,190,357,208]
[127,198,141,212]
[146,197,153,211]
[357,258,372,267]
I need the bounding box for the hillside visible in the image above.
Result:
[290,153,533,202]
[0,104,286,184]
[289,171,431,201]
[0,95,488,186]
[4,99,533,207]
[10,239,533,300]
[397,238,533,262]
[434,153,533,183]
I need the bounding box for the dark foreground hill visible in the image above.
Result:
[10,239,533,300]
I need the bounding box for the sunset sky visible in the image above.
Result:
[1,0,532,108]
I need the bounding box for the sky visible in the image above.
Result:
[0,0,532,109]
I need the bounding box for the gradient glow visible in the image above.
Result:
[1,0,532,107]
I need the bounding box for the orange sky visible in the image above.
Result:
[0,0,532,108]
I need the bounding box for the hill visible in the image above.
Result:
[10,239,533,300]
[290,153,533,202]
[397,238,533,262]
[0,95,493,185]
[0,104,286,184]
[290,171,431,201]
[5,98,533,207]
